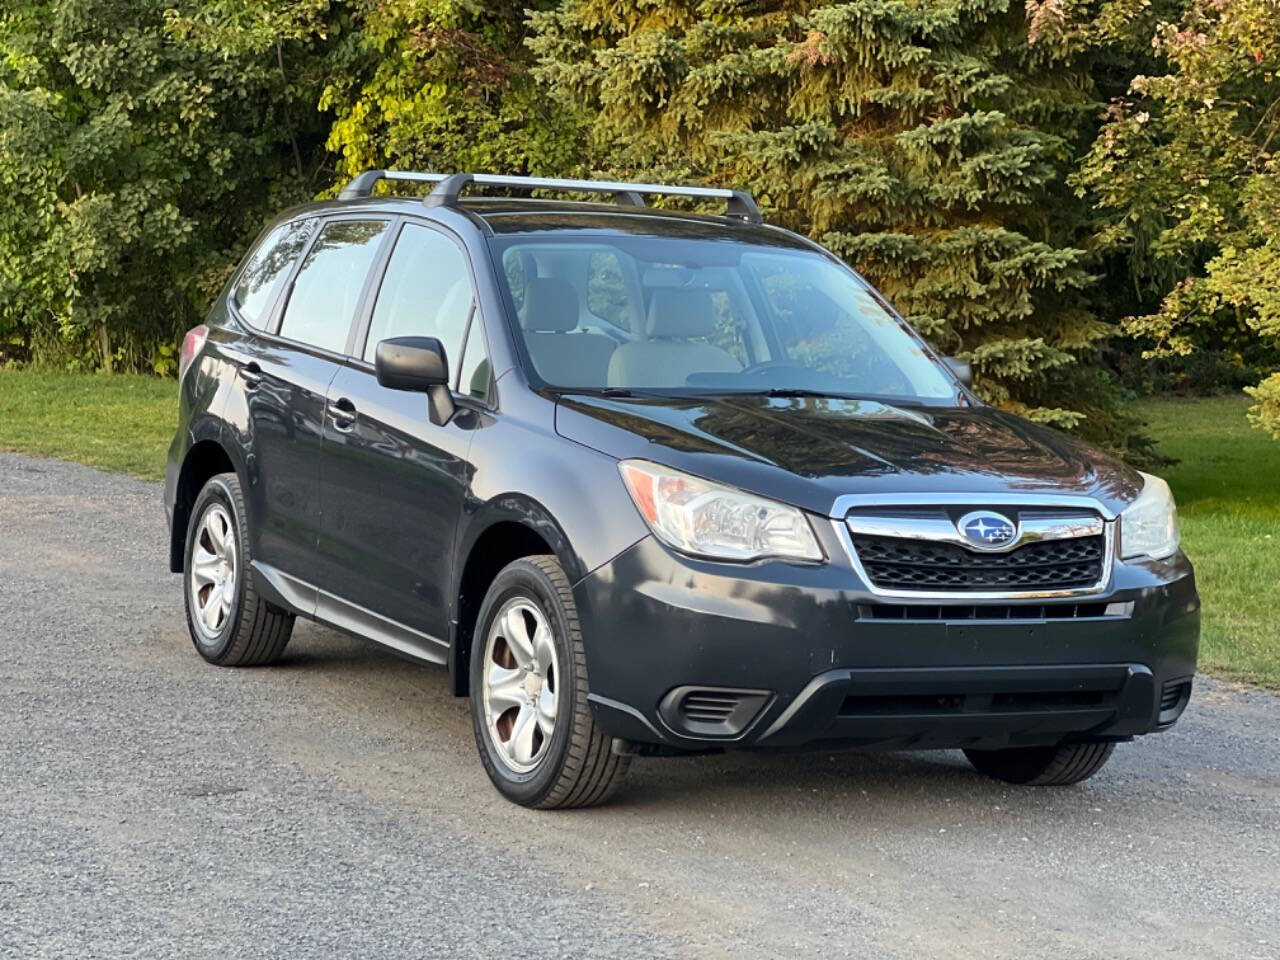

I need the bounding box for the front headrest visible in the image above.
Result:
[646,288,716,339]
[522,277,579,332]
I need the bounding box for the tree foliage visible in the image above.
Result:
[319,0,581,183]
[0,0,1275,448]
[1075,0,1280,436]
[0,0,329,370]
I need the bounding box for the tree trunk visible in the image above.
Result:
[98,324,113,373]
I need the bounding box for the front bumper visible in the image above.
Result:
[575,530,1200,753]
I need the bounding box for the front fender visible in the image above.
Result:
[456,492,587,587]
[447,384,649,695]
[459,382,649,590]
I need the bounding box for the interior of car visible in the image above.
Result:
[497,238,958,401]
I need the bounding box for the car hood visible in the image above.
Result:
[554,393,1142,517]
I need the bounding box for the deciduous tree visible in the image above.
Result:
[0,0,328,370]
[1076,0,1280,437]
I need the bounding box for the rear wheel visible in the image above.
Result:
[964,741,1116,786]
[469,555,629,809]
[183,473,293,666]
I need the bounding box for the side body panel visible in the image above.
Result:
[316,363,479,644]
[164,306,238,555]
[220,336,339,601]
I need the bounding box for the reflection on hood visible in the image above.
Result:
[555,393,1142,516]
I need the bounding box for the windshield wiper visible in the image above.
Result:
[709,387,867,400]
[551,386,706,402]
[761,387,840,399]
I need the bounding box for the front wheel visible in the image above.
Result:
[964,741,1116,786]
[469,555,629,809]
[183,472,294,666]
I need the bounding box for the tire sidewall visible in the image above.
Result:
[469,559,579,805]
[183,474,248,663]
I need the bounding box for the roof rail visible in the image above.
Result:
[335,170,763,224]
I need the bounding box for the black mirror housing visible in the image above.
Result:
[375,336,455,425]
[944,356,973,389]
[376,336,448,390]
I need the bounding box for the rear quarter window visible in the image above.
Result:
[232,218,316,328]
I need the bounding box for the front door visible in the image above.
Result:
[315,221,486,656]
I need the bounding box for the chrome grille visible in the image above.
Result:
[837,501,1114,599]
[852,534,1106,592]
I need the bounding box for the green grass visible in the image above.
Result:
[1137,394,1280,687]
[0,369,1276,685]
[0,369,175,482]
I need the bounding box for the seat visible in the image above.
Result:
[520,277,617,386]
[607,288,742,387]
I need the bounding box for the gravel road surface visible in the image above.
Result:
[2,452,1278,959]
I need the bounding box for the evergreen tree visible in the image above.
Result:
[529,0,1139,448]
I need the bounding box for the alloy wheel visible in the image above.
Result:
[189,503,237,641]
[481,598,560,773]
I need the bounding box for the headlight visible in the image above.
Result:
[618,460,823,563]
[1120,472,1181,560]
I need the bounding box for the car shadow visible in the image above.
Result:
[267,620,1072,815]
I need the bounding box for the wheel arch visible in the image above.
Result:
[449,495,584,697]
[169,438,239,573]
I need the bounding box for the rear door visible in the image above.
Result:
[240,216,392,592]
[314,220,489,655]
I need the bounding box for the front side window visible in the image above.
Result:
[490,235,958,402]
[364,224,475,367]
[280,219,389,354]
[233,218,316,328]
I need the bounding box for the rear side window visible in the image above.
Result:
[363,224,474,366]
[232,218,315,328]
[280,219,389,354]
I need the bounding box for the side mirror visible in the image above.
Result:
[944,356,973,389]
[375,336,455,425]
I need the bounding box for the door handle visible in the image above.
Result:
[240,362,262,391]
[328,397,357,431]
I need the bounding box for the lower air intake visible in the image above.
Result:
[658,686,773,739]
[1158,679,1192,725]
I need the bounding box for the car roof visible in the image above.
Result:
[275,195,816,250]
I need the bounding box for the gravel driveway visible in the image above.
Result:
[1,451,1277,959]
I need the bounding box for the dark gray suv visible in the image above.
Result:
[165,171,1199,808]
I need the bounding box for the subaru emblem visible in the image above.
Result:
[957,510,1018,550]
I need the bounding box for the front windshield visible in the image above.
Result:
[491,234,959,403]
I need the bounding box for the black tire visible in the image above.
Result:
[964,741,1116,786]
[183,472,294,666]
[469,555,629,809]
